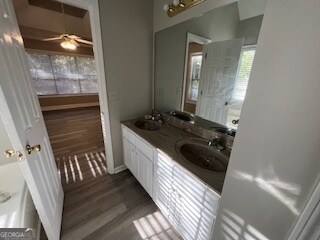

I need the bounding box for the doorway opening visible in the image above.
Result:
[12,0,109,185]
[183,42,204,114]
[181,33,212,114]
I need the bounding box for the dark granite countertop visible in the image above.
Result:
[121,118,228,195]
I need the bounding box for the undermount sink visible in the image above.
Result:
[135,119,161,131]
[169,111,194,122]
[175,138,228,172]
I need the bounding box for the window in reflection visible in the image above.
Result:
[227,46,256,128]
[188,54,203,102]
[183,41,204,114]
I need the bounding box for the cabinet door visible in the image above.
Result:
[174,166,206,240]
[197,188,220,240]
[123,137,136,175]
[137,149,153,197]
[153,152,175,218]
[166,177,183,232]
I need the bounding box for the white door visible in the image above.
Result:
[0,1,63,240]
[196,38,243,124]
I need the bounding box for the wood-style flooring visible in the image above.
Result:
[41,107,181,240]
[43,107,105,158]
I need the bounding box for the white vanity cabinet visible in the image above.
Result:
[122,124,220,240]
[154,151,220,240]
[122,125,153,197]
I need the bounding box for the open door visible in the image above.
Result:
[0,1,63,240]
[196,38,244,124]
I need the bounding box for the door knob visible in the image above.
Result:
[26,144,41,154]
[4,149,23,159]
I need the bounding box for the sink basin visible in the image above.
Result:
[135,120,161,131]
[169,111,194,122]
[175,138,228,172]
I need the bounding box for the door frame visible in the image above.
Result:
[181,32,212,112]
[288,177,320,239]
[51,0,115,173]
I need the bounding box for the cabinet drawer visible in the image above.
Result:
[122,125,136,144]
[135,136,154,161]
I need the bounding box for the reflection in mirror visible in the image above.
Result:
[154,2,263,130]
[183,33,211,114]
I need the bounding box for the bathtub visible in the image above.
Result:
[0,162,40,233]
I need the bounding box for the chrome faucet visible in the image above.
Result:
[232,119,240,125]
[208,136,224,151]
[151,110,163,123]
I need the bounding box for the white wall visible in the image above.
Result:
[153,0,268,32]
[213,0,320,239]
[98,0,153,168]
[237,0,267,20]
[0,117,13,166]
[153,0,236,32]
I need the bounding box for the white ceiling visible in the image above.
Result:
[238,0,267,20]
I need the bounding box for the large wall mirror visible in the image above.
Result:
[154,2,264,129]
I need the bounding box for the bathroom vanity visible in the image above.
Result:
[121,117,230,240]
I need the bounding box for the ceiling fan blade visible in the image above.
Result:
[68,35,80,39]
[75,38,93,45]
[70,39,80,46]
[42,37,62,41]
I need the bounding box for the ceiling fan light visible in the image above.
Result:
[60,39,77,50]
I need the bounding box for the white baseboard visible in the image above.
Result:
[114,164,127,174]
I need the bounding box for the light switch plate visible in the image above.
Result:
[108,89,120,101]
[139,88,146,98]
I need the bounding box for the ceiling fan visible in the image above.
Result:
[42,34,92,50]
[41,3,92,50]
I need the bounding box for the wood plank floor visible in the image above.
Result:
[41,107,181,240]
[43,107,105,158]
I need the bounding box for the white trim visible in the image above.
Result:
[56,0,115,174]
[288,177,320,240]
[36,218,41,240]
[242,44,257,50]
[152,26,156,109]
[114,165,128,174]
[181,32,212,112]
